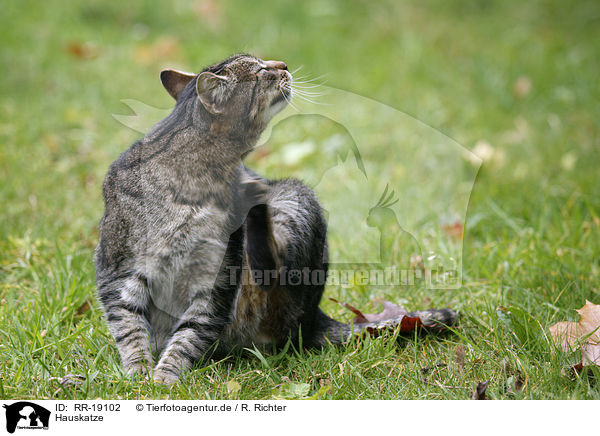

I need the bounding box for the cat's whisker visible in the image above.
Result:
[291,82,324,90]
[288,82,330,106]
[290,73,311,81]
[291,88,325,97]
[290,86,327,98]
[291,72,328,85]
[293,94,326,103]
[292,80,328,87]
[291,88,326,95]
[291,93,330,106]
[292,73,329,84]
[290,83,325,89]
[293,95,319,104]
[290,65,304,75]
[281,89,301,112]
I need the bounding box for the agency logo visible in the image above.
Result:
[2,402,50,434]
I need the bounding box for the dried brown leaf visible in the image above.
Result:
[441,221,464,240]
[329,298,370,323]
[549,300,600,366]
[193,0,223,29]
[75,301,91,316]
[134,36,181,65]
[471,381,489,400]
[329,298,427,336]
[66,42,99,60]
[513,76,532,99]
[513,373,524,392]
[357,300,408,323]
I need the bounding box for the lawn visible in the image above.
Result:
[1,0,599,399]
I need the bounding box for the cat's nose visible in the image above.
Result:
[264,60,288,70]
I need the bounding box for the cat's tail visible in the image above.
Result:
[312,307,458,346]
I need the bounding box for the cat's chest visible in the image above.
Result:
[144,203,232,274]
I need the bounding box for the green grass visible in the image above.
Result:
[1,0,600,399]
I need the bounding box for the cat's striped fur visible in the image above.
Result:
[95,54,456,384]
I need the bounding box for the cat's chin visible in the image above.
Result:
[270,90,289,106]
[263,97,289,122]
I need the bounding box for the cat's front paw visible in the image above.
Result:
[124,358,154,377]
[152,368,180,385]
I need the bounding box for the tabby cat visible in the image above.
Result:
[95,54,456,384]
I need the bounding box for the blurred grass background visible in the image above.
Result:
[0,0,599,399]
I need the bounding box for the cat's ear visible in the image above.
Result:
[196,72,230,114]
[160,69,197,100]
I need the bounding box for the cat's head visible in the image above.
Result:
[160,54,292,133]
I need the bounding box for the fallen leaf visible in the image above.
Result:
[471,381,489,400]
[513,75,532,99]
[329,298,371,323]
[356,300,408,323]
[66,42,99,60]
[549,300,600,366]
[510,373,524,393]
[329,298,457,337]
[570,362,585,373]
[134,36,181,65]
[560,362,597,382]
[75,301,91,316]
[441,221,464,240]
[501,359,525,394]
[193,0,223,29]
[330,298,421,335]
